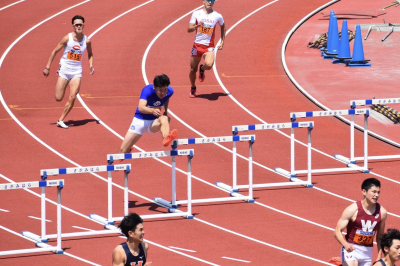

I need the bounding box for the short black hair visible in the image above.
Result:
[361,178,380,191]
[153,74,170,88]
[72,15,85,24]
[118,213,143,238]
[380,228,400,254]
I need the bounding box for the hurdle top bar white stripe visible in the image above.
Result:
[233,121,314,134]
[107,149,194,163]
[172,135,255,148]
[290,109,369,121]
[0,180,64,190]
[40,164,131,178]
[351,98,400,108]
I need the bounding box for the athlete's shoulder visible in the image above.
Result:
[343,202,358,217]
[167,86,174,94]
[379,204,388,218]
[112,244,126,264]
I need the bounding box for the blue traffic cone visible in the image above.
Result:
[321,11,335,53]
[322,15,339,59]
[347,24,371,67]
[332,20,352,64]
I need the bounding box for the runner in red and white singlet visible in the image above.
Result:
[188,0,226,98]
[334,178,387,266]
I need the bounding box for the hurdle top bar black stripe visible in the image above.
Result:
[171,135,255,149]
[350,98,400,108]
[0,180,64,190]
[107,149,194,163]
[290,109,369,121]
[232,122,314,134]
[41,164,131,179]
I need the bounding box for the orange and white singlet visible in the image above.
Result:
[59,33,87,71]
[189,9,224,47]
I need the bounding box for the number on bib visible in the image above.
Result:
[353,230,375,245]
[67,52,82,61]
[198,26,213,35]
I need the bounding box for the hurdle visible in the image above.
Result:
[0,180,64,256]
[339,97,400,162]
[22,165,130,243]
[90,149,194,225]
[230,122,314,189]
[290,109,370,175]
[152,135,255,209]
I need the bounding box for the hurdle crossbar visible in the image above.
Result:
[290,109,370,175]
[232,122,314,188]
[90,149,194,225]
[23,165,130,243]
[154,135,255,209]
[0,180,64,256]
[348,98,400,162]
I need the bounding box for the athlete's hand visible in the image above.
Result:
[344,243,356,252]
[198,21,204,27]
[43,68,50,77]
[144,262,152,266]
[90,67,94,75]
[217,41,224,50]
[152,109,161,117]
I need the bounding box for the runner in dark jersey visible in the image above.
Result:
[112,213,152,266]
[374,229,400,266]
[334,178,387,266]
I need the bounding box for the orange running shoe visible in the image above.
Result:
[189,86,196,98]
[162,129,178,147]
[198,64,205,82]
[328,257,342,266]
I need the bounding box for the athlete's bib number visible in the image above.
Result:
[67,52,82,61]
[354,229,375,245]
[198,26,213,35]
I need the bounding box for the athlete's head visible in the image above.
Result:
[71,15,85,25]
[379,228,400,261]
[119,213,144,241]
[361,178,381,191]
[153,74,170,99]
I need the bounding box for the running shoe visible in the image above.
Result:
[328,257,342,266]
[198,64,205,82]
[57,120,69,129]
[189,86,196,98]
[162,129,178,147]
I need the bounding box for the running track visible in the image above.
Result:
[0,0,399,265]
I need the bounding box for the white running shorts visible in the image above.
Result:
[128,117,158,135]
[341,243,373,266]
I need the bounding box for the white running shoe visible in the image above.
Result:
[57,120,69,129]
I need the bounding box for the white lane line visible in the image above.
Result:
[0,0,24,11]
[28,215,51,222]
[72,225,94,231]
[0,208,9,212]
[0,223,101,266]
[221,256,251,263]
[168,246,197,253]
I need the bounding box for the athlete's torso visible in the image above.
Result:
[121,242,146,266]
[60,33,87,69]
[190,9,224,47]
[346,201,381,247]
[134,84,174,120]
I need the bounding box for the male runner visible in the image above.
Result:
[43,15,94,129]
[119,74,177,153]
[374,228,400,266]
[334,178,387,266]
[188,0,225,97]
[112,213,152,266]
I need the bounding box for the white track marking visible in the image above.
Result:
[0,208,9,212]
[0,0,24,11]
[72,225,94,231]
[221,256,251,263]
[168,246,197,253]
[28,216,51,222]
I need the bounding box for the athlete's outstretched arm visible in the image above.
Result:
[43,35,68,77]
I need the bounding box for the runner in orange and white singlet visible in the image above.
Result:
[43,15,94,129]
[334,178,387,266]
[188,0,225,98]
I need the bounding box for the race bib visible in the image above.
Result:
[198,26,213,35]
[353,229,375,245]
[67,52,82,61]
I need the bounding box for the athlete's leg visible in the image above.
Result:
[189,56,202,87]
[55,77,69,102]
[58,77,81,121]
[119,132,142,153]
[342,261,358,266]
[150,115,170,138]
[202,51,215,70]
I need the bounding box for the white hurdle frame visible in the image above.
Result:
[23,165,130,243]
[0,180,64,256]
[347,98,400,162]
[90,149,194,225]
[233,122,314,188]
[154,135,255,209]
[290,109,370,175]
